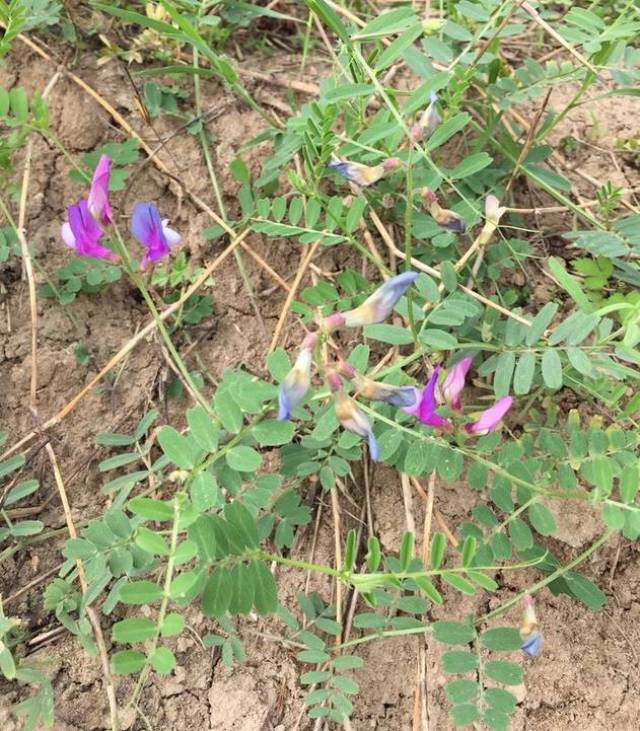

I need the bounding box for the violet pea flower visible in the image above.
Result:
[422,188,466,233]
[402,367,452,431]
[337,360,417,409]
[277,333,317,421]
[131,202,181,269]
[520,594,543,657]
[328,157,401,189]
[324,271,418,331]
[464,396,513,435]
[61,199,117,261]
[328,371,379,461]
[411,91,440,142]
[87,154,113,226]
[441,356,473,410]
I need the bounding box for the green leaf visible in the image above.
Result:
[484,660,523,686]
[442,650,478,673]
[228,563,255,614]
[202,568,232,617]
[355,6,416,38]
[157,426,200,469]
[449,152,493,179]
[224,501,259,549]
[226,445,262,472]
[135,526,170,556]
[414,575,443,604]
[513,352,536,395]
[541,348,563,389]
[442,573,476,595]
[366,536,381,572]
[480,627,522,651]
[297,648,331,664]
[190,471,221,511]
[445,679,479,704]
[426,113,471,151]
[485,688,517,714]
[528,503,556,536]
[214,389,243,433]
[4,479,39,507]
[331,655,364,671]
[250,560,278,615]
[0,454,25,479]
[602,503,625,531]
[304,0,349,41]
[119,580,163,605]
[461,536,477,567]
[375,23,423,71]
[187,407,219,452]
[363,323,413,345]
[430,532,446,570]
[564,572,606,609]
[111,650,146,675]
[188,514,217,562]
[509,517,533,550]
[112,617,156,643]
[331,675,359,694]
[128,497,174,522]
[95,432,135,447]
[548,257,591,312]
[149,646,176,674]
[440,261,457,293]
[99,452,140,472]
[253,419,295,446]
[525,302,558,345]
[494,352,515,397]
[432,620,474,645]
[160,613,185,638]
[420,329,458,349]
[450,704,479,727]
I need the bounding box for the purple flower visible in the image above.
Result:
[441,356,473,410]
[277,334,317,421]
[131,202,181,269]
[464,396,513,435]
[61,199,117,261]
[403,367,452,431]
[87,154,113,226]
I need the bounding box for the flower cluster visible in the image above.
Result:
[277,272,513,461]
[61,155,181,270]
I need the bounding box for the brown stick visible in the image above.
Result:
[268,242,320,352]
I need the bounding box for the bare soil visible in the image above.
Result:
[1,34,639,731]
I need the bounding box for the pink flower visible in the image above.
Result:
[464,396,513,435]
[441,356,473,410]
[87,154,113,226]
[61,199,117,261]
[403,367,452,431]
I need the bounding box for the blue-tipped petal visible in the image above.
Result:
[367,430,379,462]
[521,631,543,658]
